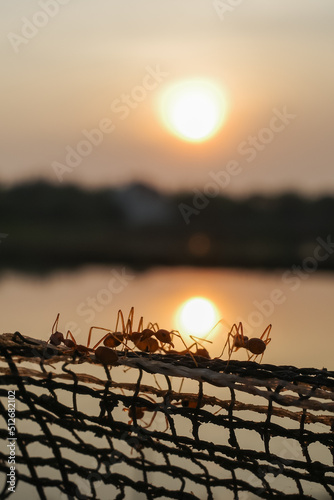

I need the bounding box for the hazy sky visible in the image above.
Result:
[1,0,334,196]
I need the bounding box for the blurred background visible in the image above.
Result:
[1,0,334,368]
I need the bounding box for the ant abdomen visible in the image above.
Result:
[246,338,266,355]
[103,332,123,348]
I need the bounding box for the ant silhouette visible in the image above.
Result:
[87,307,183,355]
[220,322,272,366]
[164,335,212,359]
[48,313,119,365]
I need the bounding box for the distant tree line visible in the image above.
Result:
[1,181,334,273]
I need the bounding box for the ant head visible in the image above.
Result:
[50,331,64,346]
[155,329,174,347]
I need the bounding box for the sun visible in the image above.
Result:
[161,80,226,143]
[175,296,219,339]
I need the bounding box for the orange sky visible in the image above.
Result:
[1,1,334,196]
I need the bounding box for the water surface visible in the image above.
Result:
[1,265,333,369]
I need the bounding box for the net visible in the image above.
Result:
[0,331,334,500]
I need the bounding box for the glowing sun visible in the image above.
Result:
[161,80,225,142]
[176,296,219,338]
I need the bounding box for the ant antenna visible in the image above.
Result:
[204,317,231,341]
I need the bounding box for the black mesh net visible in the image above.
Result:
[1,332,334,500]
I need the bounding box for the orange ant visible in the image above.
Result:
[221,322,272,365]
[176,397,206,410]
[65,328,120,366]
[88,307,180,355]
[123,394,161,428]
[87,308,134,351]
[134,325,177,353]
[187,335,212,359]
[128,311,181,354]
[48,313,118,365]
[164,335,212,360]
[49,313,66,346]
[49,313,83,349]
[121,392,169,433]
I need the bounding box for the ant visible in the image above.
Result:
[123,394,169,432]
[87,308,134,351]
[164,335,212,360]
[129,310,184,354]
[175,397,206,410]
[49,313,66,346]
[49,313,92,353]
[124,395,157,427]
[186,335,212,359]
[88,307,181,355]
[48,313,119,365]
[135,324,176,353]
[221,322,272,365]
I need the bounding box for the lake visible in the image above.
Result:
[1,265,333,370]
[1,264,333,500]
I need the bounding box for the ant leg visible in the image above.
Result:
[140,395,159,429]
[247,351,256,362]
[214,406,223,416]
[189,335,213,349]
[162,415,169,433]
[169,329,183,348]
[217,324,236,358]
[226,334,233,369]
[115,309,126,334]
[142,411,158,429]
[52,313,60,335]
[178,378,185,393]
[114,337,139,356]
[147,322,159,332]
[62,329,82,351]
[171,330,191,352]
[259,337,271,363]
[206,317,231,341]
[65,330,77,344]
[221,325,237,370]
[137,316,144,333]
[261,324,272,343]
[183,344,199,366]
[237,322,246,347]
[253,325,272,363]
[115,309,133,352]
[125,307,135,338]
[88,325,139,357]
[248,350,263,363]
[88,326,112,349]
[169,331,198,366]
[248,325,272,363]
[184,342,196,352]
[217,335,229,359]
[153,374,162,391]
[128,311,143,345]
